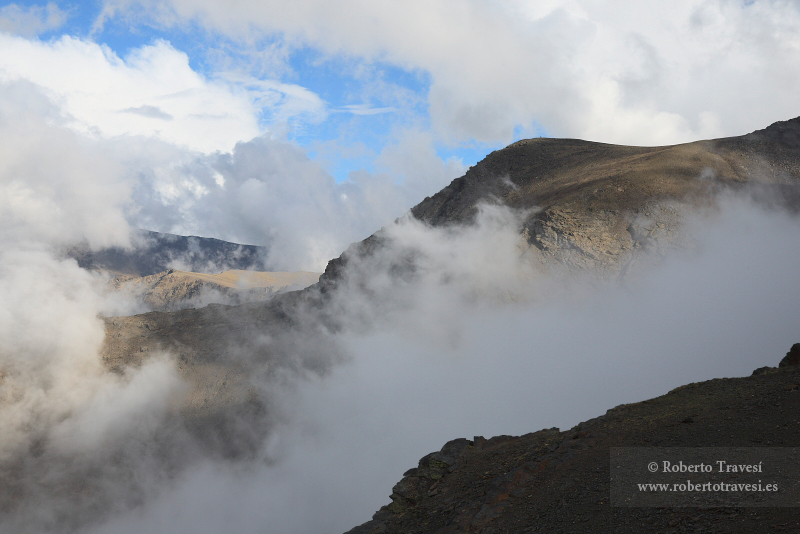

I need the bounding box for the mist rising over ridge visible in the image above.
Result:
[2,118,800,533]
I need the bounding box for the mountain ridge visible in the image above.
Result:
[109,268,320,312]
[67,229,271,277]
[317,117,800,292]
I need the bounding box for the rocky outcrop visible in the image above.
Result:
[346,347,800,534]
[779,343,800,367]
[386,438,475,514]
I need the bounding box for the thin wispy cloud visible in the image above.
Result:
[337,104,396,116]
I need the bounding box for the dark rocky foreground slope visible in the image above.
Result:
[345,348,800,534]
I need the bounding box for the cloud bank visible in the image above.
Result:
[2,182,799,533]
[99,0,800,145]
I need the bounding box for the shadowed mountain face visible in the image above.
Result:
[67,229,271,276]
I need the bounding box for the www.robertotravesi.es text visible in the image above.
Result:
[637,481,778,493]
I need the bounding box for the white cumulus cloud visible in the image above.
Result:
[0,33,329,153]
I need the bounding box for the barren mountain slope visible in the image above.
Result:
[320,117,800,286]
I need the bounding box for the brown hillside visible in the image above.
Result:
[319,117,800,288]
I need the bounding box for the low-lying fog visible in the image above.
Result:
[2,182,799,533]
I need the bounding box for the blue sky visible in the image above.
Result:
[1,0,799,269]
[19,0,501,181]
